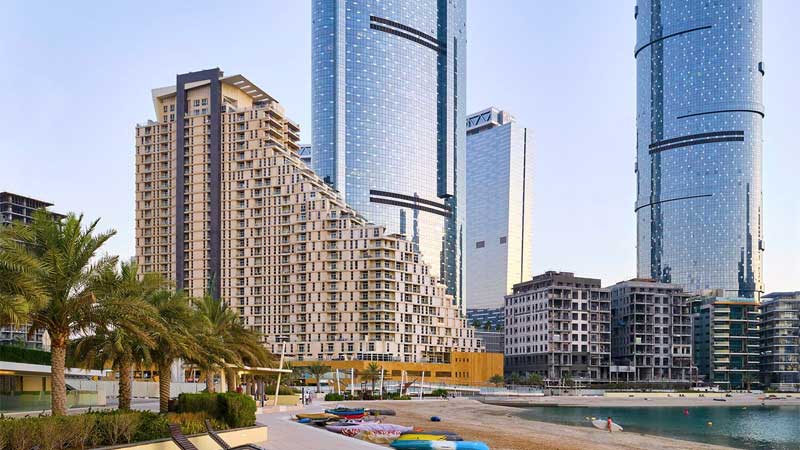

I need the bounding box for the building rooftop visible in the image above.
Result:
[150,71,277,116]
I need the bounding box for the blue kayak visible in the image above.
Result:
[391,440,490,450]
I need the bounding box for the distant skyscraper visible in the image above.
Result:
[312,0,467,308]
[298,144,312,167]
[635,1,764,298]
[465,108,532,309]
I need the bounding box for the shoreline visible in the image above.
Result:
[344,398,738,450]
[480,392,800,408]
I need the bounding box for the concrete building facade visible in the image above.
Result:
[759,291,800,391]
[135,70,485,368]
[504,271,611,382]
[465,108,533,309]
[609,279,694,383]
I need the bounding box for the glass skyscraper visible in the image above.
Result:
[465,108,533,309]
[635,0,764,298]
[312,0,467,307]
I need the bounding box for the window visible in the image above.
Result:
[499,236,507,244]
[163,105,168,113]
[194,99,200,107]
[201,98,208,106]
[475,241,485,249]
[170,104,175,112]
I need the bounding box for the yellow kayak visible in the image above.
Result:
[396,434,448,441]
[296,413,339,420]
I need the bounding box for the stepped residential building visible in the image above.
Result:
[0,192,62,349]
[504,272,611,382]
[135,70,490,374]
[312,0,467,309]
[691,294,760,389]
[608,279,694,383]
[759,291,800,391]
[635,0,764,298]
[466,108,533,309]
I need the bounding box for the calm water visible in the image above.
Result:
[516,405,800,449]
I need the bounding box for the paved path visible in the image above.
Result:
[256,408,384,450]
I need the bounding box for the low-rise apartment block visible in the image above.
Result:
[504,271,611,382]
[760,291,800,391]
[691,294,760,389]
[609,279,694,383]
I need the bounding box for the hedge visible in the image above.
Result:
[0,410,227,450]
[176,392,256,428]
[0,345,50,365]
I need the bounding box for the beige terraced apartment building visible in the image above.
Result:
[135,69,484,364]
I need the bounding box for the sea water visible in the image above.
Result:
[516,404,800,449]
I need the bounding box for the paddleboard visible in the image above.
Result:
[391,441,490,450]
[591,419,623,431]
[396,433,448,441]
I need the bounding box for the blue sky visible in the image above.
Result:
[0,1,797,291]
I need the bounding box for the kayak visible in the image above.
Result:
[396,434,448,441]
[391,441,490,450]
[401,430,461,437]
[328,423,412,434]
[296,413,339,421]
[591,419,623,432]
[326,407,366,416]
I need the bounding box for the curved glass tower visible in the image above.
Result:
[312,0,466,307]
[635,0,764,298]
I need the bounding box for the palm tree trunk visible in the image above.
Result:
[50,340,68,416]
[118,356,133,410]
[205,368,216,393]
[226,367,237,392]
[158,361,171,414]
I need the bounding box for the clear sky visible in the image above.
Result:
[0,1,797,292]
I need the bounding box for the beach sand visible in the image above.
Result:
[348,398,738,450]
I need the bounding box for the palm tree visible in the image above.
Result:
[304,362,330,394]
[71,261,165,410]
[488,374,504,387]
[361,362,382,396]
[0,211,116,415]
[526,373,544,387]
[191,294,271,393]
[144,289,198,413]
[0,227,44,325]
[508,372,522,386]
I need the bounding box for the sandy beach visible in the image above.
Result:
[346,398,743,450]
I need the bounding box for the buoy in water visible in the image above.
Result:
[683,409,689,416]
[707,421,713,426]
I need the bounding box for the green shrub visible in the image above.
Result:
[218,392,257,428]
[430,389,448,397]
[166,412,227,435]
[176,392,256,428]
[325,393,344,401]
[131,411,169,442]
[176,392,220,418]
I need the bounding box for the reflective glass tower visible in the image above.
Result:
[312,0,467,308]
[635,0,764,298]
[465,108,533,309]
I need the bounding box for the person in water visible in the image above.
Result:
[607,416,614,432]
